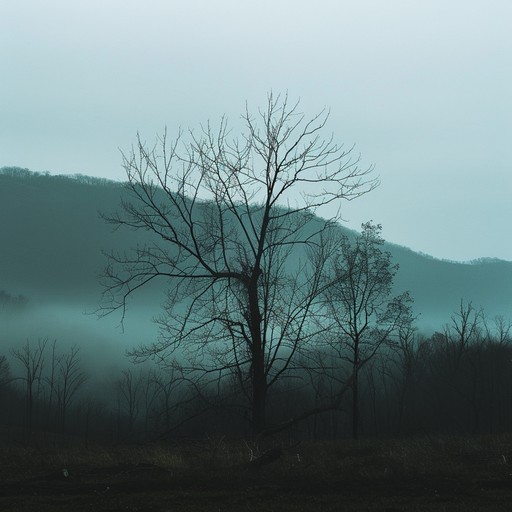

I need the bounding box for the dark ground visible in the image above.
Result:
[1,435,512,511]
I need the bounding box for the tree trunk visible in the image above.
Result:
[248,278,267,436]
[352,367,359,440]
[252,367,267,435]
[352,338,360,440]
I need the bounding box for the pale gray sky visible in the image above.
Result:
[1,0,511,262]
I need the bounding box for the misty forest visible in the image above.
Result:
[0,97,512,448]
[2,96,512,510]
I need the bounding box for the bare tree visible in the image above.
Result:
[443,299,482,369]
[443,300,483,431]
[322,222,412,439]
[100,93,376,434]
[11,338,48,439]
[117,368,143,437]
[55,345,88,434]
[150,368,180,432]
[484,314,512,346]
[42,339,58,430]
[0,355,11,390]
[390,320,421,434]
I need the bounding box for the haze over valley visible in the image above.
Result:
[1,166,510,367]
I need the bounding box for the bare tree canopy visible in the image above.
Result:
[100,93,377,434]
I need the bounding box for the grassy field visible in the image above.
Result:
[1,434,512,511]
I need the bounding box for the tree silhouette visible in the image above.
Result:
[322,222,413,439]
[12,338,47,440]
[100,93,376,435]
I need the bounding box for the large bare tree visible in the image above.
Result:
[100,94,376,434]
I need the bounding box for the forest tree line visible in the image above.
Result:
[0,299,511,445]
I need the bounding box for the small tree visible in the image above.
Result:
[100,93,376,435]
[11,338,48,439]
[117,368,143,437]
[391,320,421,434]
[443,300,482,370]
[444,300,483,432]
[322,222,412,439]
[150,368,180,433]
[0,355,11,390]
[55,345,88,435]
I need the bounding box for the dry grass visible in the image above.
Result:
[291,434,512,481]
[2,434,512,511]
[3,433,512,478]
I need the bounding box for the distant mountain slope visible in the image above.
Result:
[387,243,512,331]
[1,167,511,335]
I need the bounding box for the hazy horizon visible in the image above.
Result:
[2,0,511,262]
[3,164,510,265]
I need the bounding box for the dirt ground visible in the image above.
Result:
[2,437,512,511]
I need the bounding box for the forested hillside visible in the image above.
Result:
[1,167,510,333]
[1,166,512,443]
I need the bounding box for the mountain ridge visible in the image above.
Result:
[1,166,511,338]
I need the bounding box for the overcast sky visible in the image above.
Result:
[1,0,511,262]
